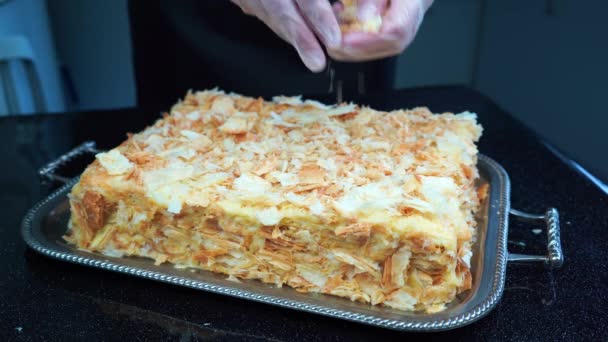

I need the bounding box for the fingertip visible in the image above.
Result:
[298,49,326,72]
[306,54,327,72]
[289,4,339,53]
[320,21,342,50]
[332,2,344,14]
[309,65,326,73]
[309,1,343,50]
[326,31,342,50]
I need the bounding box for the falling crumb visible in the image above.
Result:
[566,221,572,225]
[508,240,526,247]
[15,327,23,333]
[204,323,211,326]
[531,229,542,235]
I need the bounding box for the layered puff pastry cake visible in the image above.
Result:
[66,89,483,313]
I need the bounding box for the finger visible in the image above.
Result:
[292,23,328,72]
[260,0,327,72]
[332,1,344,16]
[296,0,342,49]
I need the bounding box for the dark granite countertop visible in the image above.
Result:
[1,86,606,341]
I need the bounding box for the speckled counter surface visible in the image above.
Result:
[1,86,606,341]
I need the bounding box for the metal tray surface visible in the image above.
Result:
[22,154,560,331]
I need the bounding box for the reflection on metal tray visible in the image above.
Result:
[22,142,563,331]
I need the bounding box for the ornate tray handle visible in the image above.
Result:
[508,208,564,269]
[38,141,100,184]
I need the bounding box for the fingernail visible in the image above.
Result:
[323,28,341,49]
[305,51,326,72]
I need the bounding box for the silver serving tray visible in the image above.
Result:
[22,142,564,332]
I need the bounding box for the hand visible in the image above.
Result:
[231,0,342,72]
[330,0,433,61]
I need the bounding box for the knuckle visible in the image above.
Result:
[297,0,322,10]
[299,0,332,24]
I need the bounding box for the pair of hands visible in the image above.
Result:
[231,0,433,72]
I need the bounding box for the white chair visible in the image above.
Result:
[0,35,46,115]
